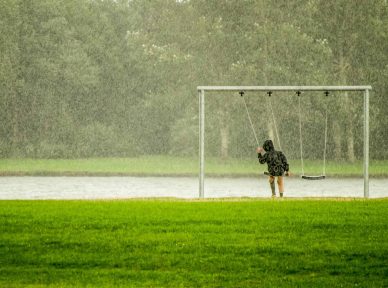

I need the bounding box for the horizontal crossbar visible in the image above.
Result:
[197,86,372,92]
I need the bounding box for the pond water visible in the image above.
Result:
[0,176,387,199]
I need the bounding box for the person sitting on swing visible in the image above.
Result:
[256,140,290,198]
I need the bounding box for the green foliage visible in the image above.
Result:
[169,111,198,156]
[0,0,387,159]
[75,123,131,158]
[0,200,387,287]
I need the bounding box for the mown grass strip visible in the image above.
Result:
[0,199,387,287]
[0,157,387,177]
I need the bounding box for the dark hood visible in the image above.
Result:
[263,140,275,152]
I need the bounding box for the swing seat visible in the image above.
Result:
[264,171,290,177]
[301,175,326,180]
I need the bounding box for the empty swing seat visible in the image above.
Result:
[301,175,326,180]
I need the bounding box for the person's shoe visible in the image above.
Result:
[280,193,284,198]
[270,182,275,196]
[271,194,276,199]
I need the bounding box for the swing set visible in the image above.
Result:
[240,89,328,180]
[197,86,371,198]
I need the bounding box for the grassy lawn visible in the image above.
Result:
[0,156,387,177]
[0,200,387,287]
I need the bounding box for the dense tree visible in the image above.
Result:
[0,0,386,160]
[0,0,20,156]
[309,0,388,160]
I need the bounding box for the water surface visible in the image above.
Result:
[0,177,386,199]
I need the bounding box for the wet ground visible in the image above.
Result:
[0,176,387,199]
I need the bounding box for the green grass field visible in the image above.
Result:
[1,200,387,287]
[0,156,387,177]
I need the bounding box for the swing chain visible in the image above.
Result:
[240,91,259,146]
[266,91,282,151]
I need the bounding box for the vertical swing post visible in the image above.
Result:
[199,89,205,198]
[297,91,304,176]
[364,89,370,198]
[323,91,329,177]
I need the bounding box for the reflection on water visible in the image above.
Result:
[0,177,386,200]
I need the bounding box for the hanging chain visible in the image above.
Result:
[240,91,259,146]
[267,91,282,151]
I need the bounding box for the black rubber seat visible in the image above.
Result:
[301,175,326,180]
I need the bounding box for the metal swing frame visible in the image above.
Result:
[197,86,372,198]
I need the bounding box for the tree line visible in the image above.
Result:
[0,0,387,160]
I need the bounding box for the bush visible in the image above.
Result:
[36,141,69,158]
[74,123,135,157]
[169,116,198,156]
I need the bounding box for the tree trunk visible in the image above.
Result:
[344,92,356,162]
[346,122,356,162]
[218,108,230,160]
[338,50,356,162]
[220,124,229,160]
[11,100,21,147]
[332,121,342,160]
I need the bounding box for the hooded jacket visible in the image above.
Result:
[258,140,289,176]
